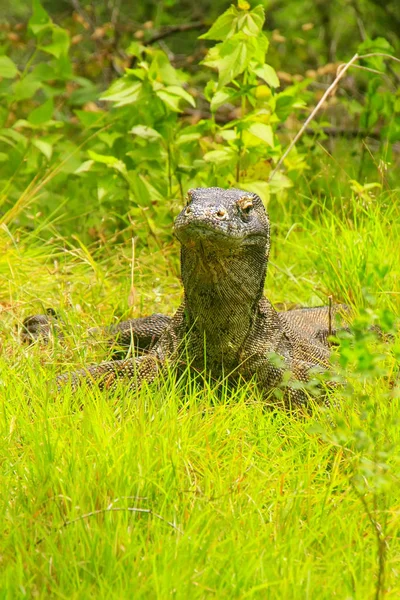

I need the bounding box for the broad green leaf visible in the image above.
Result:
[156,89,187,112]
[13,74,42,101]
[247,123,274,146]
[40,27,70,58]
[100,79,141,106]
[200,6,238,41]
[0,128,28,149]
[31,63,56,81]
[236,5,265,36]
[125,41,145,57]
[176,133,201,145]
[255,64,280,88]
[164,85,195,107]
[74,110,104,128]
[131,125,162,140]
[201,4,264,40]
[358,37,395,70]
[210,88,237,112]
[88,150,121,166]
[28,98,54,125]
[219,129,237,141]
[203,148,236,164]
[0,56,18,79]
[32,138,53,160]
[129,172,165,206]
[29,0,51,35]
[98,131,123,148]
[268,172,293,194]
[74,160,94,174]
[149,52,181,86]
[217,37,249,87]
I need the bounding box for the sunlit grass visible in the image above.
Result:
[1,168,399,598]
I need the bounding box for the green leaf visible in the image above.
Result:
[32,138,53,160]
[155,89,180,112]
[268,172,293,194]
[129,172,165,206]
[217,37,250,87]
[74,110,104,128]
[100,79,142,106]
[28,98,54,125]
[88,150,121,166]
[164,85,195,107]
[236,5,265,36]
[13,74,42,101]
[74,160,94,174]
[204,34,269,87]
[0,56,18,79]
[98,131,123,148]
[29,0,52,35]
[358,37,395,71]
[254,64,279,88]
[40,26,70,58]
[200,6,238,41]
[176,132,201,146]
[200,4,264,40]
[247,123,274,146]
[210,87,237,112]
[125,41,145,57]
[149,52,181,86]
[203,148,236,165]
[130,125,162,140]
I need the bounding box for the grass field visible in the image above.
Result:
[1,164,400,598]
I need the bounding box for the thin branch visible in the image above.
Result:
[269,51,400,182]
[351,481,388,600]
[358,52,400,65]
[268,53,360,182]
[143,22,207,46]
[36,505,183,545]
[328,295,333,337]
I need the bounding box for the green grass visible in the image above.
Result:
[1,170,400,598]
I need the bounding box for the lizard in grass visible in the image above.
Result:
[22,187,349,406]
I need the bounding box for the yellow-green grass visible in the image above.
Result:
[0,172,399,598]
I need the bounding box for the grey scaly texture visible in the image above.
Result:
[48,187,348,407]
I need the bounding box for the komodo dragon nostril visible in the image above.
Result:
[185,206,192,216]
[216,208,227,218]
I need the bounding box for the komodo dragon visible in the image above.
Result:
[22,187,349,406]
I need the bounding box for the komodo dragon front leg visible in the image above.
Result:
[20,311,171,353]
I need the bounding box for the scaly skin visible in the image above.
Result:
[51,187,347,406]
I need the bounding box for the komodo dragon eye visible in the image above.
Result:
[185,189,194,205]
[237,196,253,215]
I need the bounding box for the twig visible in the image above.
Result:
[268,53,360,182]
[351,481,388,600]
[142,22,207,46]
[328,295,333,337]
[268,51,400,182]
[36,505,183,545]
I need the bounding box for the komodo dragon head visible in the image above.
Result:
[174,187,271,332]
[174,187,270,254]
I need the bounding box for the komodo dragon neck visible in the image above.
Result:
[174,187,271,369]
[181,244,267,354]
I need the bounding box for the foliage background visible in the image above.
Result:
[0,1,400,598]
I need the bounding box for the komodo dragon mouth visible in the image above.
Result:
[174,188,270,248]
